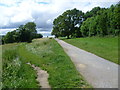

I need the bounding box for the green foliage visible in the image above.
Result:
[84,6,101,20]
[2,22,43,44]
[52,8,84,38]
[24,22,36,33]
[24,22,37,39]
[64,36,118,64]
[2,44,39,88]
[52,3,120,38]
[3,31,16,43]
[18,25,32,42]
[114,3,120,30]
[81,3,120,37]
[34,33,43,39]
[81,18,91,37]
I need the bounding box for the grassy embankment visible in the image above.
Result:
[2,43,38,88]
[63,36,118,64]
[2,38,91,88]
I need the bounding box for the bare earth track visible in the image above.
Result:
[55,38,119,88]
[27,63,51,88]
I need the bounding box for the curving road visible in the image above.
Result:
[55,38,119,88]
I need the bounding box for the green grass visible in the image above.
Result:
[2,43,39,88]
[19,38,91,88]
[2,38,91,88]
[63,36,118,64]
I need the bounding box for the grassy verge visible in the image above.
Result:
[2,43,39,88]
[18,38,91,88]
[2,38,91,88]
[63,36,118,64]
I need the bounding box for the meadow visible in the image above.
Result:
[63,36,118,64]
[2,38,91,88]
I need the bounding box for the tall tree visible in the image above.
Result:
[24,22,37,39]
[52,8,84,38]
[114,3,120,35]
[3,22,43,44]
[81,4,120,37]
[18,25,32,42]
[24,22,37,33]
[84,7,101,20]
[3,31,15,43]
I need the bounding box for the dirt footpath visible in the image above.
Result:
[27,63,51,88]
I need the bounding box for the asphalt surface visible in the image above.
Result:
[55,38,119,88]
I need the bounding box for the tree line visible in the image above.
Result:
[2,22,43,44]
[51,3,120,38]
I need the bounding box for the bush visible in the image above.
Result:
[2,22,43,44]
[34,34,43,39]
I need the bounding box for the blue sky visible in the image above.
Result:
[0,0,119,35]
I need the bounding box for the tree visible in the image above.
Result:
[89,17,97,36]
[34,33,43,38]
[80,18,90,37]
[96,9,108,36]
[84,7,101,20]
[3,31,15,43]
[18,25,32,42]
[81,5,120,37]
[3,22,43,44]
[24,22,36,33]
[114,3,120,35]
[24,22,37,39]
[52,8,84,38]
[51,16,63,37]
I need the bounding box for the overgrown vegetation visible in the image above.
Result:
[51,3,120,38]
[2,22,43,44]
[2,44,39,88]
[63,36,118,64]
[2,38,91,88]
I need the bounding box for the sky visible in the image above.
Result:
[0,0,119,36]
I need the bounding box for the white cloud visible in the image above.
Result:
[0,0,119,35]
[0,28,16,35]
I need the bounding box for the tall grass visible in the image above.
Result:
[2,44,39,88]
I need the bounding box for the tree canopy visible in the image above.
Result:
[2,22,43,44]
[81,3,120,37]
[52,8,84,38]
[52,3,120,38]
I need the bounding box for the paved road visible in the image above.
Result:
[55,39,119,88]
